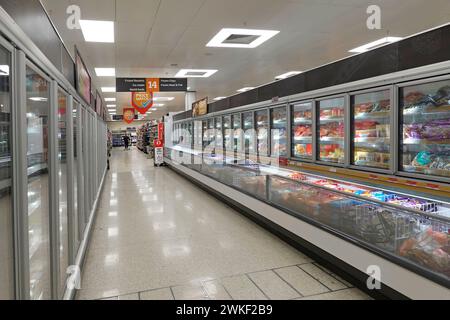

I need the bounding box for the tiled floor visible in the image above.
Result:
[76,148,371,300]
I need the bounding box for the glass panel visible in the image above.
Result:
[0,44,14,299]
[318,97,345,164]
[255,110,269,157]
[223,115,232,153]
[400,80,450,178]
[215,117,222,149]
[26,66,51,300]
[57,90,69,297]
[232,114,241,152]
[243,112,254,155]
[73,102,78,243]
[271,107,287,157]
[202,120,208,150]
[291,102,313,159]
[352,90,391,169]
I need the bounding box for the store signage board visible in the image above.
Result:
[123,108,135,124]
[192,97,208,117]
[75,47,92,104]
[132,92,154,114]
[116,78,187,92]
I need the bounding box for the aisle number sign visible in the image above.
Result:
[123,108,135,124]
[146,78,160,92]
[132,92,154,114]
[116,78,187,92]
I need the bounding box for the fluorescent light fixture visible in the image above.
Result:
[102,87,116,93]
[275,71,303,80]
[29,97,48,102]
[187,87,191,91]
[106,104,116,107]
[153,103,165,107]
[105,98,116,102]
[207,28,280,48]
[175,69,218,78]
[237,87,255,93]
[0,65,9,76]
[79,20,115,43]
[349,37,403,53]
[213,97,227,101]
[95,68,116,77]
[153,97,174,102]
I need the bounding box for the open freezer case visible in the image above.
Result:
[400,78,450,179]
[317,97,345,164]
[351,89,392,170]
[270,106,288,157]
[291,101,313,160]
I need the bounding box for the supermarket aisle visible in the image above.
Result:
[77,147,371,300]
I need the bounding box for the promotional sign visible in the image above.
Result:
[116,78,188,93]
[132,92,154,114]
[75,47,92,104]
[154,147,164,165]
[123,108,135,124]
[157,123,164,141]
[192,97,208,117]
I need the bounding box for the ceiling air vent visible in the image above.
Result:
[223,34,260,45]
[184,71,209,77]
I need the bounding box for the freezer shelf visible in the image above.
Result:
[400,80,450,178]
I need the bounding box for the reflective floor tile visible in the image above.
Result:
[221,275,267,300]
[248,270,301,300]
[140,288,174,300]
[298,264,348,291]
[274,266,329,297]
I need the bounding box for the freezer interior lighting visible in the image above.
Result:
[175,69,218,78]
[275,71,303,80]
[0,65,9,76]
[213,97,227,101]
[79,20,115,43]
[29,97,48,102]
[95,68,116,77]
[349,37,403,53]
[207,28,280,48]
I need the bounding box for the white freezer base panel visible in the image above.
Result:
[165,158,450,300]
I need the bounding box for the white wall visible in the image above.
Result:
[106,121,148,132]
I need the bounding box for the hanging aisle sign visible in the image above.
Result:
[132,92,154,114]
[123,108,135,124]
[116,78,188,92]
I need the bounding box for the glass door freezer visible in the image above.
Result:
[291,101,313,160]
[351,89,392,170]
[400,78,450,179]
[270,106,288,158]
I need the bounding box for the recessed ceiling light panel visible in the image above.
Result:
[105,98,116,102]
[213,97,227,101]
[175,69,218,78]
[207,28,280,48]
[95,68,116,77]
[102,87,116,93]
[80,20,115,43]
[349,37,403,53]
[153,97,175,101]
